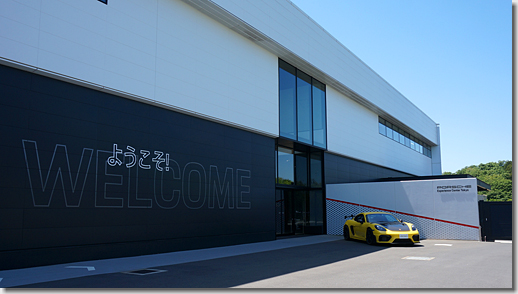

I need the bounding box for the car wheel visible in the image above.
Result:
[343,225,350,240]
[366,229,377,245]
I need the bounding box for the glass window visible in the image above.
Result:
[393,127,400,141]
[295,150,308,186]
[279,60,326,149]
[312,80,326,148]
[297,70,312,145]
[379,121,386,136]
[379,116,433,158]
[279,61,297,140]
[404,133,410,147]
[309,190,324,231]
[386,123,393,139]
[277,146,294,185]
[310,151,322,188]
[276,144,324,188]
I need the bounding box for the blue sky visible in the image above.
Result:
[290,0,512,173]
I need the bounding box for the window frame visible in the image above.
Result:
[378,116,432,158]
[278,59,327,149]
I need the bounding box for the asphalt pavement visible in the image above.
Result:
[0,235,512,289]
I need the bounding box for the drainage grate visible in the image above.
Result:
[122,269,167,276]
[402,256,435,261]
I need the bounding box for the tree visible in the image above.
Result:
[443,160,512,201]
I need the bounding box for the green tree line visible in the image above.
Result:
[443,160,512,201]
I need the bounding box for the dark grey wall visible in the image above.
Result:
[479,201,512,241]
[324,153,413,184]
[0,64,276,270]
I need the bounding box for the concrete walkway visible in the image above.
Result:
[0,235,341,288]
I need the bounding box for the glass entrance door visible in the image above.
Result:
[292,190,307,235]
[275,140,325,236]
[275,189,308,235]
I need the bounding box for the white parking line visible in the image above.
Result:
[402,256,435,261]
[65,266,96,271]
[495,240,512,244]
[434,244,453,246]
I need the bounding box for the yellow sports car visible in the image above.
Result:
[343,212,420,245]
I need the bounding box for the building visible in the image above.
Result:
[0,0,442,270]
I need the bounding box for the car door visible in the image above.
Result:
[355,214,370,239]
[350,213,366,239]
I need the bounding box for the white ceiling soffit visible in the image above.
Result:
[181,0,435,146]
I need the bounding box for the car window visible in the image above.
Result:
[354,214,364,222]
[367,213,398,223]
[367,214,381,223]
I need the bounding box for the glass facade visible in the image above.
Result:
[276,143,323,188]
[276,146,295,185]
[275,141,324,235]
[274,189,324,236]
[279,59,326,149]
[295,150,308,186]
[378,117,432,158]
[296,70,312,144]
[279,63,297,140]
[310,151,323,188]
[312,80,326,148]
[277,59,326,236]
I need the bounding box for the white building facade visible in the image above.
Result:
[0,0,441,269]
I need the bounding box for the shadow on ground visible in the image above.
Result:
[18,239,394,288]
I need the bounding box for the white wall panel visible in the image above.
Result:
[327,86,433,175]
[433,179,479,227]
[0,0,279,137]
[154,0,278,135]
[0,1,40,65]
[0,1,40,30]
[37,50,106,86]
[40,0,107,34]
[0,17,40,49]
[0,36,39,66]
[326,183,360,204]
[37,30,105,69]
[394,181,435,219]
[359,182,396,211]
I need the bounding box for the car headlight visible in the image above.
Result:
[411,225,417,231]
[374,225,386,231]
